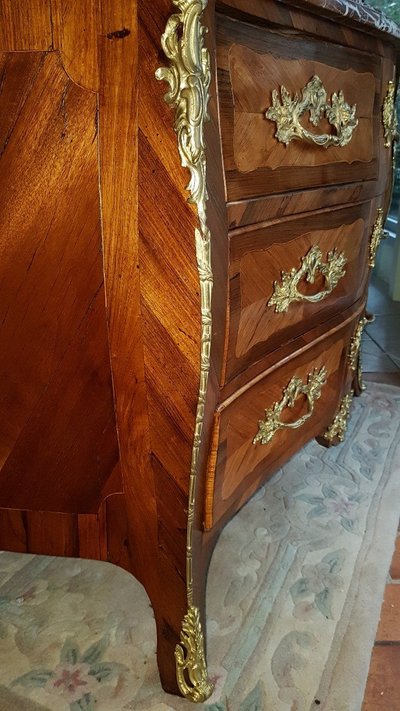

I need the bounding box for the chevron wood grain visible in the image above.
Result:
[0,0,398,700]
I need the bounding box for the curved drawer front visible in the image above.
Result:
[205,316,358,530]
[226,201,374,382]
[217,14,382,202]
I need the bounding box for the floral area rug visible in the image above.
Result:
[0,382,399,711]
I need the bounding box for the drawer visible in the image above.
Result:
[205,313,359,530]
[225,200,376,382]
[217,14,382,202]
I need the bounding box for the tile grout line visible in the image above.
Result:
[364,329,400,372]
[385,352,400,371]
[365,328,390,355]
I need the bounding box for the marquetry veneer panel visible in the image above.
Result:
[206,311,361,529]
[217,13,383,201]
[225,199,379,381]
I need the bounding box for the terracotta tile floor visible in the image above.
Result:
[362,276,400,709]
[362,532,400,709]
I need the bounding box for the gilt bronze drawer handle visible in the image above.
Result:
[253,366,327,446]
[265,75,358,148]
[268,245,347,313]
[382,80,399,148]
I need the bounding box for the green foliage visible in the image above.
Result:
[60,638,81,665]
[70,695,95,711]
[89,662,128,682]
[11,670,52,689]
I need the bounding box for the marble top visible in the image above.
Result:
[293,0,400,40]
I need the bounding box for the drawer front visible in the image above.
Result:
[226,200,376,382]
[217,14,382,202]
[205,315,359,529]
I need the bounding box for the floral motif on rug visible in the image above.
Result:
[0,383,399,710]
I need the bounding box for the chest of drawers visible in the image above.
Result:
[0,0,399,703]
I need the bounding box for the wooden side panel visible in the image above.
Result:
[51,0,100,91]
[0,494,130,564]
[140,0,206,691]
[0,509,27,552]
[0,0,52,51]
[98,0,160,596]
[98,1,201,691]
[103,493,132,572]
[139,129,200,492]
[0,509,105,557]
[0,51,119,513]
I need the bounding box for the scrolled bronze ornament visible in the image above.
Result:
[369,208,386,268]
[268,245,347,313]
[156,0,214,702]
[175,606,214,703]
[253,366,327,446]
[382,80,399,148]
[349,315,368,391]
[324,391,354,443]
[265,75,358,148]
